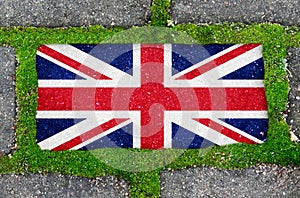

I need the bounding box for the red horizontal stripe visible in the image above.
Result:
[37,87,267,111]
[52,118,129,150]
[38,45,111,80]
[176,44,260,80]
[195,118,257,144]
[206,87,267,111]
[37,87,114,110]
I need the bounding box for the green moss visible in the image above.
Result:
[150,0,171,26]
[0,13,299,198]
[126,171,161,198]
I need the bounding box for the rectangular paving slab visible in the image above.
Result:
[0,174,129,197]
[160,165,300,197]
[0,47,16,154]
[286,48,300,141]
[0,0,152,27]
[171,0,300,26]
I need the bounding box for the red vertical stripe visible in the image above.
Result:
[141,128,164,149]
[140,44,164,84]
[140,44,165,149]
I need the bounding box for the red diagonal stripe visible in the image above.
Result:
[195,118,257,144]
[176,44,260,80]
[52,118,129,151]
[38,45,111,80]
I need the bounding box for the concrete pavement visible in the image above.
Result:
[171,0,300,26]
[0,47,16,154]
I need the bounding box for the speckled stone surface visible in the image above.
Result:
[160,165,300,197]
[171,0,300,26]
[0,0,152,27]
[0,174,129,197]
[0,47,16,154]
[286,48,300,140]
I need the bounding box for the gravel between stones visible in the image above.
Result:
[0,47,16,154]
[0,174,129,198]
[171,0,300,26]
[286,48,300,141]
[0,0,152,27]
[160,164,300,197]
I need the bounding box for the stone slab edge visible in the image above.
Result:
[0,47,16,155]
[286,48,300,142]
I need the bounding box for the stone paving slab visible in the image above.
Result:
[171,0,300,26]
[160,164,300,197]
[0,174,129,198]
[0,0,152,27]
[286,48,300,141]
[0,47,16,154]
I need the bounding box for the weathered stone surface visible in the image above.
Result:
[161,165,300,197]
[171,0,300,26]
[0,174,129,197]
[0,47,16,154]
[0,0,152,27]
[286,48,300,141]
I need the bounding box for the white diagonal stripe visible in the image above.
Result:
[38,44,142,87]
[37,111,139,150]
[70,119,133,150]
[166,44,264,88]
[36,52,94,80]
[171,44,242,79]
[165,111,267,146]
[197,45,262,80]
[212,118,264,144]
[172,116,237,145]
[46,44,131,79]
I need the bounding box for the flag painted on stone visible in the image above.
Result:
[36,44,268,150]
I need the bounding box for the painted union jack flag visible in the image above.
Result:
[36,44,268,150]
